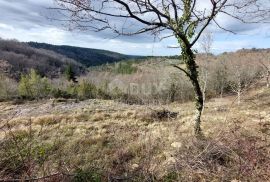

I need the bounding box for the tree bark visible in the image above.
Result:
[182,47,204,136]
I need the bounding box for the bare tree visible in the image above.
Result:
[53,0,270,135]
[199,31,213,113]
[259,53,270,88]
[227,55,259,105]
[200,31,213,57]
[230,65,244,105]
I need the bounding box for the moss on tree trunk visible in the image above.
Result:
[182,47,204,135]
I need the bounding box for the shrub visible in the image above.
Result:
[114,61,137,74]
[18,69,51,99]
[72,168,102,182]
[0,123,66,181]
[51,88,73,99]
[0,74,18,100]
[77,80,97,99]
[110,87,123,99]
[96,88,111,100]
[66,83,78,98]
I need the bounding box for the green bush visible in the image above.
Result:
[51,88,73,99]
[72,168,102,182]
[18,69,51,99]
[50,80,113,100]
[66,83,79,98]
[114,61,137,74]
[77,80,97,99]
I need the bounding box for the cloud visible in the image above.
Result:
[0,23,14,31]
[0,0,269,56]
[213,40,252,52]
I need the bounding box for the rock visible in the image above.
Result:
[131,164,139,169]
[167,157,176,163]
[231,180,240,182]
[171,142,182,148]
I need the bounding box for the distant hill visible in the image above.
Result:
[0,39,86,79]
[28,42,138,67]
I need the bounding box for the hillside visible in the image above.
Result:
[28,42,138,67]
[0,84,269,181]
[0,39,86,79]
[0,39,270,181]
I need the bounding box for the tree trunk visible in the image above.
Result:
[220,85,224,98]
[266,70,270,88]
[237,91,241,105]
[237,77,241,105]
[182,47,204,136]
[202,70,208,113]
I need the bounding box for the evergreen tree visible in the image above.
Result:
[64,64,77,83]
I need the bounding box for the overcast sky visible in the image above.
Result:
[0,0,270,56]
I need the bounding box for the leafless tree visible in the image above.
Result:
[53,0,270,135]
[199,31,213,113]
[200,31,213,57]
[258,52,270,88]
[230,65,244,105]
[227,55,259,105]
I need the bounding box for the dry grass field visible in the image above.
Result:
[0,84,269,181]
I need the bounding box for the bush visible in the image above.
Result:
[66,83,79,98]
[0,74,18,101]
[72,168,102,182]
[110,87,123,100]
[51,88,73,99]
[50,79,113,100]
[96,88,111,100]
[77,80,97,99]
[0,122,67,181]
[114,61,137,74]
[18,69,51,99]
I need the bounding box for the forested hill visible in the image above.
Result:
[28,42,136,67]
[0,39,86,79]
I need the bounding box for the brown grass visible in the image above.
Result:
[0,87,269,181]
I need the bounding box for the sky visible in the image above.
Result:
[0,0,270,56]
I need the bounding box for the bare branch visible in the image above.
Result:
[172,64,191,78]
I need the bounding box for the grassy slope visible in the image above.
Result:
[0,84,269,181]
